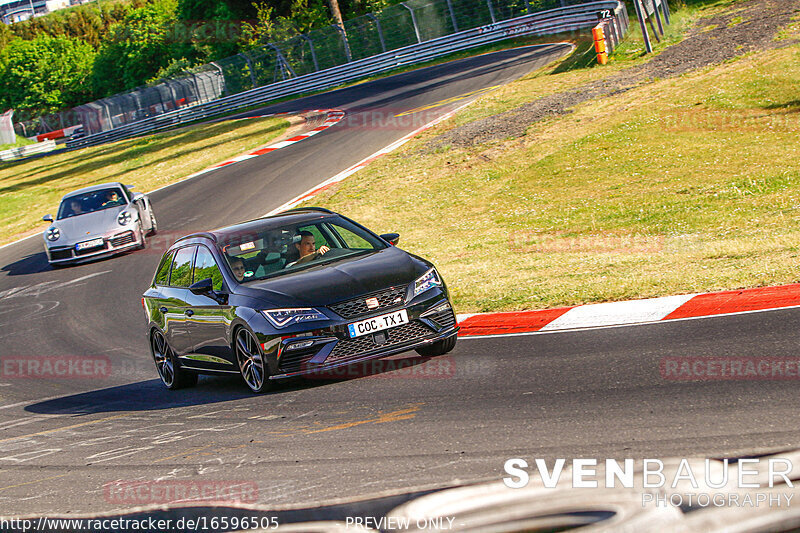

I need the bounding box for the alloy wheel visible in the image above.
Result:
[151,330,174,387]
[236,328,266,392]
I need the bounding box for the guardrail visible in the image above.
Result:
[66,0,627,150]
[0,139,56,161]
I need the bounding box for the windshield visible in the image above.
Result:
[219,217,387,283]
[57,187,126,220]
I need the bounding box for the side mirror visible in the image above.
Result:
[42,214,53,222]
[380,233,400,246]
[127,184,136,190]
[189,277,213,295]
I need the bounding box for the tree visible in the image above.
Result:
[0,34,96,116]
[91,0,183,96]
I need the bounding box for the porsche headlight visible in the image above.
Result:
[46,227,60,241]
[413,268,442,298]
[117,211,132,226]
[261,308,327,329]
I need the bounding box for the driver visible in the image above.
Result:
[287,231,329,267]
[102,191,121,207]
[69,199,83,216]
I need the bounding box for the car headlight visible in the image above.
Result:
[261,308,327,329]
[413,268,442,298]
[117,211,132,226]
[46,227,60,241]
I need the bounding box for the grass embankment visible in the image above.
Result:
[0,135,35,151]
[304,5,800,312]
[0,117,290,245]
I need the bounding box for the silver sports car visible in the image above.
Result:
[42,182,158,266]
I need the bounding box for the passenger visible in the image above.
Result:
[229,257,246,282]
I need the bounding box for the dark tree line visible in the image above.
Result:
[0,0,394,119]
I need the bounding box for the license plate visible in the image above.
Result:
[75,238,104,251]
[348,309,408,338]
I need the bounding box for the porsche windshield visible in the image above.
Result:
[219,217,387,282]
[57,187,127,220]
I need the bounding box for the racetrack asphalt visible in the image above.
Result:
[0,43,799,516]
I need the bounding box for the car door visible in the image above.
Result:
[162,245,196,356]
[183,245,237,371]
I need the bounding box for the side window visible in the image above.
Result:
[194,246,224,291]
[154,250,174,285]
[331,223,372,249]
[170,246,196,288]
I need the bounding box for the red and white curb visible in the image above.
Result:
[185,109,345,179]
[265,101,474,216]
[456,283,800,337]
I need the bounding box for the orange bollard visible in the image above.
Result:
[592,24,608,65]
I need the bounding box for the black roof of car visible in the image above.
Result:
[173,209,337,246]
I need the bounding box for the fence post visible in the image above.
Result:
[486,0,497,23]
[401,2,423,43]
[444,0,459,31]
[209,62,226,96]
[365,13,387,52]
[238,53,260,89]
[661,0,670,24]
[633,0,653,53]
[651,0,665,37]
[267,43,297,80]
[332,24,353,62]
[300,34,320,71]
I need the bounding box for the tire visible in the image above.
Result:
[136,220,146,250]
[415,334,457,357]
[235,327,272,393]
[150,329,198,389]
[148,211,158,236]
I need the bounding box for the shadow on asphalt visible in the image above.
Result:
[23,355,435,415]
[1,247,140,277]
[1,251,53,276]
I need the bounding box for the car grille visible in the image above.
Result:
[50,248,73,261]
[427,308,457,330]
[74,241,108,256]
[325,321,435,364]
[110,231,135,247]
[328,286,407,319]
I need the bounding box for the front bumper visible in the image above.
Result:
[259,291,458,380]
[270,324,459,380]
[46,229,141,264]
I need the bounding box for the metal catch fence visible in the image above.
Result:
[14,0,628,149]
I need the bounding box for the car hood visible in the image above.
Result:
[236,247,430,308]
[47,207,128,243]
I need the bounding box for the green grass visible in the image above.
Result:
[0,116,290,245]
[303,6,800,312]
[0,135,35,151]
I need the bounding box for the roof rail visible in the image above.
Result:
[173,232,217,244]
[281,206,334,214]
